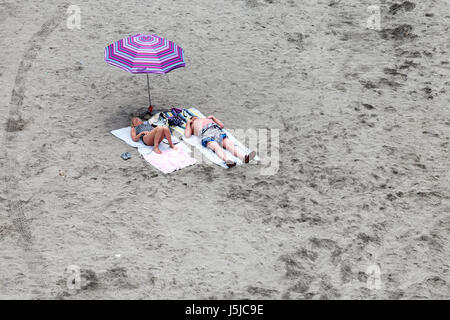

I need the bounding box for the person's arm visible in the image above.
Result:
[131,127,147,142]
[208,115,224,128]
[184,119,193,137]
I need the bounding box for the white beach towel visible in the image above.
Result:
[110,126,195,173]
[169,108,259,168]
[111,126,187,156]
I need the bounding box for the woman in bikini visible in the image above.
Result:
[130,117,177,154]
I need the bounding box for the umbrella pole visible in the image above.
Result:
[146,74,152,110]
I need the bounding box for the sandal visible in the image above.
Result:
[244,151,256,163]
[121,152,131,160]
[225,160,236,168]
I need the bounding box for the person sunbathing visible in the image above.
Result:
[130,117,177,154]
[184,115,255,168]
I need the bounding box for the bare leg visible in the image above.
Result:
[222,137,255,163]
[222,138,245,160]
[207,141,236,168]
[206,141,227,161]
[142,128,158,146]
[163,126,177,150]
[153,127,164,154]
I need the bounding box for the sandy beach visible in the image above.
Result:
[0,0,449,299]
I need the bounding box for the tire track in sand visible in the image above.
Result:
[2,11,63,297]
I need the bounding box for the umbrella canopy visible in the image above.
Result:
[104,34,185,108]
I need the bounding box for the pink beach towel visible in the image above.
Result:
[143,147,196,174]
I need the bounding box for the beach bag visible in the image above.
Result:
[168,115,183,127]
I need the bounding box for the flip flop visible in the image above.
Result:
[225,160,236,168]
[244,151,256,163]
[121,152,131,160]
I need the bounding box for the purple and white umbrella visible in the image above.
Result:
[104,34,186,109]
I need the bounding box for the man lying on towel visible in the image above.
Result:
[184,115,255,168]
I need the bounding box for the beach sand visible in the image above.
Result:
[0,0,448,299]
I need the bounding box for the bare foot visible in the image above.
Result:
[171,145,178,150]
[153,147,162,154]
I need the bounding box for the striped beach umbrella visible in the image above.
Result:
[104,34,186,110]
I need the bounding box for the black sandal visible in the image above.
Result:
[225,160,236,168]
[245,151,256,163]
